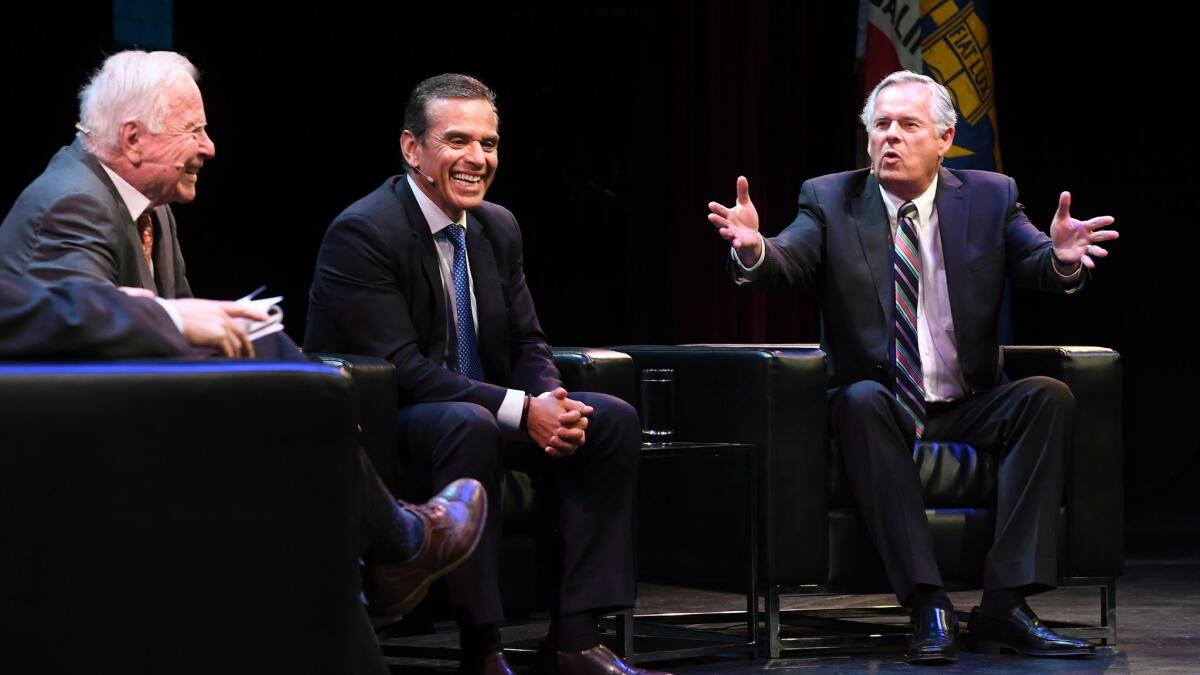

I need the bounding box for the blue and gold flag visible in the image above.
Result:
[859,0,1001,170]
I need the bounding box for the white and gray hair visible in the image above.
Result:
[77,50,198,158]
[860,70,958,136]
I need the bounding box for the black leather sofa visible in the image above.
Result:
[0,360,365,673]
[615,343,1123,656]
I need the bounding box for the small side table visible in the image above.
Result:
[607,441,757,663]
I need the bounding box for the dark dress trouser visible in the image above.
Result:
[394,392,641,626]
[261,332,394,675]
[829,376,1073,603]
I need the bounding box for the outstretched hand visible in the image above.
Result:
[708,176,763,267]
[1049,191,1118,271]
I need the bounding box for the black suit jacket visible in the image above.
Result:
[0,139,192,298]
[305,176,559,411]
[742,167,1081,393]
[0,274,189,359]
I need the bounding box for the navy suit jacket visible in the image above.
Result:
[0,274,189,359]
[304,176,560,411]
[0,139,192,298]
[743,167,1081,394]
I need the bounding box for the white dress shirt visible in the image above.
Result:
[407,174,528,431]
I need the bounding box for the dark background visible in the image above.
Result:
[2,2,1194,549]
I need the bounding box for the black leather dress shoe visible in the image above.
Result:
[967,604,1096,657]
[905,605,959,664]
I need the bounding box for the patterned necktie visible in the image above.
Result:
[136,212,155,270]
[893,201,926,438]
[442,224,486,381]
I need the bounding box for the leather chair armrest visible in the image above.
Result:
[1003,346,1124,577]
[552,347,637,403]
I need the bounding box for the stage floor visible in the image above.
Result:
[383,554,1199,674]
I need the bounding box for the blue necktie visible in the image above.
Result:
[893,201,926,438]
[442,224,486,381]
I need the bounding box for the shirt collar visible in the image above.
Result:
[407,173,466,235]
[878,172,939,224]
[98,162,152,223]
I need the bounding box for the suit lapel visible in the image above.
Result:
[464,211,505,379]
[71,140,159,294]
[394,178,449,363]
[934,168,969,336]
[850,174,893,326]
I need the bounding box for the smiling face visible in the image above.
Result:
[400,97,499,221]
[866,81,954,200]
[122,77,215,206]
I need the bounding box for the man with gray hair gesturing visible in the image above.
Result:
[708,70,1118,664]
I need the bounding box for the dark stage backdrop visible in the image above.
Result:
[0,2,1194,546]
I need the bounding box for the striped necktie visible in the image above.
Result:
[893,201,926,438]
[442,224,486,381]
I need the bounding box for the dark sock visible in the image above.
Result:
[363,503,425,564]
[980,588,1025,618]
[548,611,601,652]
[357,448,426,563]
[907,584,953,613]
[460,622,503,658]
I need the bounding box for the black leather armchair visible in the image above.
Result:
[614,344,1123,657]
[0,360,364,673]
[320,348,637,649]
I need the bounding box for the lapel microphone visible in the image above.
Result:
[412,166,436,185]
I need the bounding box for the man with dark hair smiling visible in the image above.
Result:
[306,74,653,675]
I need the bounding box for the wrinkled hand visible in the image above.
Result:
[165,299,267,358]
[708,176,763,267]
[527,387,594,458]
[1049,191,1118,271]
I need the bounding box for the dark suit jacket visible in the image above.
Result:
[0,138,192,298]
[0,274,189,359]
[304,176,560,410]
[742,167,1081,394]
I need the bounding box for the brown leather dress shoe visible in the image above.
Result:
[543,643,671,675]
[363,478,487,619]
[460,651,515,675]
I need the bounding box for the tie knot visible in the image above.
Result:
[898,202,918,222]
[443,223,466,248]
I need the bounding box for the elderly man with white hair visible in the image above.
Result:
[0,50,211,298]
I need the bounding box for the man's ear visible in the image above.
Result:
[118,120,143,164]
[400,130,421,170]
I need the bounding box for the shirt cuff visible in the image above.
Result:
[497,388,527,432]
[730,234,766,272]
[1052,256,1084,294]
[153,297,184,334]
[1053,259,1083,279]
